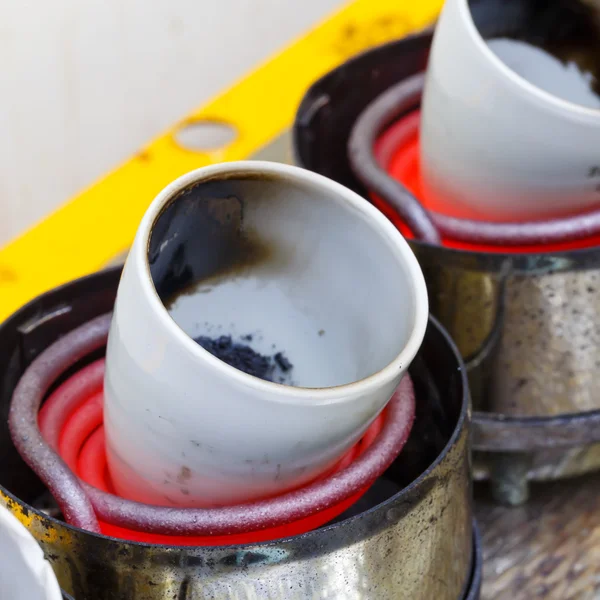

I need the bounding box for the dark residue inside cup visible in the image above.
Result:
[194,334,294,383]
[470,0,600,97]
[148,178,274,306]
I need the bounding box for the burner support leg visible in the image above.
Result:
[489,452,532,506]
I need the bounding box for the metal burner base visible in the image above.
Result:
[293,28,600,506]
[0,267,473,599]
[56,522,482,600]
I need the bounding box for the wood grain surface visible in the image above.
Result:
[476,474,600,599]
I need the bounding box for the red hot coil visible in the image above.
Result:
[38,360,386,545]
[348,73,600,251]
[374,110,600,253]
[10,315,416,546]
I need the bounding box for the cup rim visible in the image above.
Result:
[458,0,600,120]
[132,161,428,403]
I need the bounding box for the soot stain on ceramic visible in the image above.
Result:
[470,0,600,94]
[148,175,279,306]
[147,174,300,383]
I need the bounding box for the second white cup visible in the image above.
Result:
[420,0,600,222]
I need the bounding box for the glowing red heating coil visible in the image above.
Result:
[374,110,600,254]
[39,359,387,546]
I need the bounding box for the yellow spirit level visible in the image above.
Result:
[0,0,441,321]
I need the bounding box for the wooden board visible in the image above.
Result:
[476,476,600,599]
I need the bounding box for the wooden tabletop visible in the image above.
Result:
[476,474,600,599]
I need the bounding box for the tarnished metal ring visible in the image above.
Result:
[472,409,600,452]
[347,72,600,246]
[464,520,482,600]
[9,313,416,537]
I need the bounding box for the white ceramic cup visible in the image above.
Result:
[420,0,600,222]
[0,505,62,600]
[104,161,428,508]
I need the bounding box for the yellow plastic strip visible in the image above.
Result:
[0,0,441,321]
